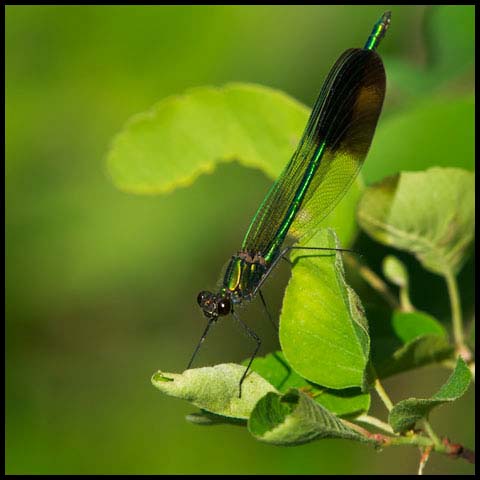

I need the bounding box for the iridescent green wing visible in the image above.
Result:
[241,48,386,261]
[289,49,386,242]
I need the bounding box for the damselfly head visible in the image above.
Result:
[197,290,232,318]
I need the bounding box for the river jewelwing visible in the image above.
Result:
[188,12,391,396]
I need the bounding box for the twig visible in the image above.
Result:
[418,445,433,475]
[443,437,476,464]
[343,422,475,466]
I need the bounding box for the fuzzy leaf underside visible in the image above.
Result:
[388,357,472,433]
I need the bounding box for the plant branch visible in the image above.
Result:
[343,419,475,466]
[345,365,475,468]
[442,437,476,464]
[381,434,474,465]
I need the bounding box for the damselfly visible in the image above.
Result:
[189,11,391,396]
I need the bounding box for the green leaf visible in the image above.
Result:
[280,229,370,390]
[357,167,475,276]
[248,389,368,446]
[151,364,277,420]
[371,310,452,379]
[363,96,474,183]
[376,335,452,380]
[246,351,370,417]
[314,388,370,419]
[391,310,447,344]
[106,82,362,247]
[388,357,472,433]
[106,83,308,194]
[386,313,453,375]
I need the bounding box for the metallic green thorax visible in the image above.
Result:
[364,11,391,51]
[223,255,267,299]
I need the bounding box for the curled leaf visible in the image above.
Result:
[151,363,277,420]
[248,389,368,446]
[246,351,370,417]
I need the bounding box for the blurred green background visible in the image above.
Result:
[6,5,474,474]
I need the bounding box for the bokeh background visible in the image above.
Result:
[6,5,474,474]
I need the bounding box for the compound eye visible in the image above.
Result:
[197,291,209,307]
[217,297,231,316]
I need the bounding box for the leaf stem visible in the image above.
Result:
[368,363,394,411]
[354,414,394,434]
[421,419,441,448]
[374,377,394,412]
[445,270,464,351]
[399,286,415,313]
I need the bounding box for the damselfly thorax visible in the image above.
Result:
[196,251,268,317]
[224,251,268,302]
